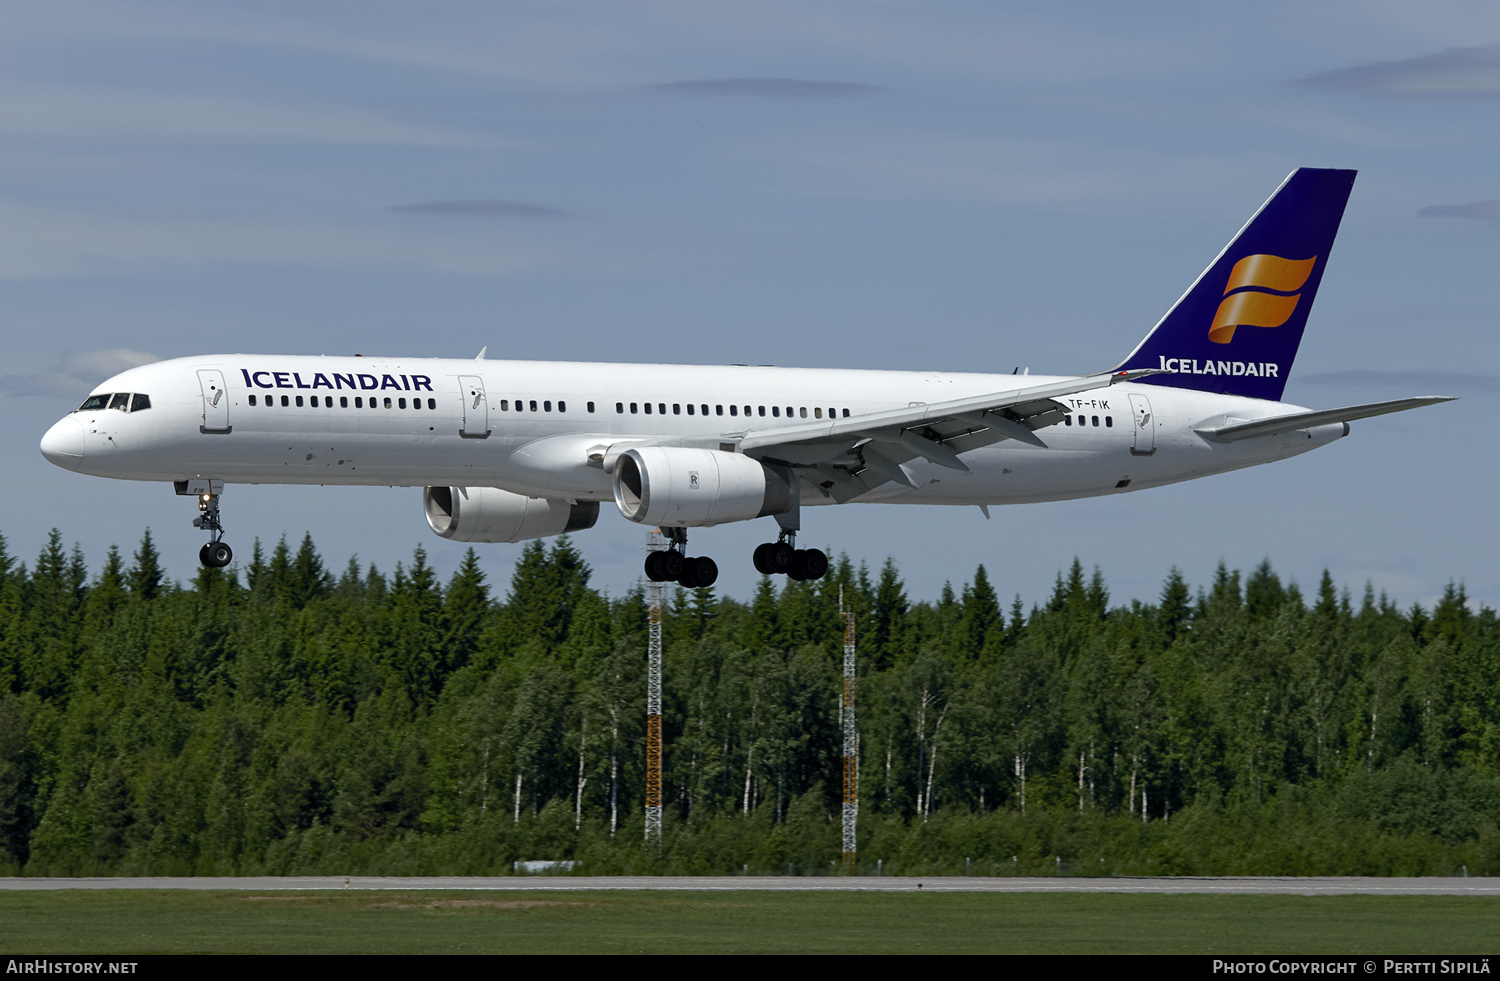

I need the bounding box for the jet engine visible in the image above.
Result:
[612,446,795,527]
[424,486,599,543]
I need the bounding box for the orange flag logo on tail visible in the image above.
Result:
[1208,254,1317,344]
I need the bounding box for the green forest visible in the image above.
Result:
[1,528,1498,878]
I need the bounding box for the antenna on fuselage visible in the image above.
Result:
[475,346,488,360]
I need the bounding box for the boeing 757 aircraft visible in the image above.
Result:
[40,168,1450,588]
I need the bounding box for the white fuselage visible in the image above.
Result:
[40,354,1345,515]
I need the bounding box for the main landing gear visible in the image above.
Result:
[752,501,827,582]
[644,527,719,588]
[752,533,828,582]
[176,479,233,568]
[644,516,829,589]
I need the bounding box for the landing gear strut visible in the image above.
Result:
[644,527,719,588]
[176,479,233,568]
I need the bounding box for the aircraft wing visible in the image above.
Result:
[1194,396,1455,443]
[726,369,1161,499]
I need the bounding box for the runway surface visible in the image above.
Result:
[1,876,1497,894]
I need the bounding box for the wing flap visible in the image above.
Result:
[737,369,1158,455]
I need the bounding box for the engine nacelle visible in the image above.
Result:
[612,447,794,527]
[424,486,599,543]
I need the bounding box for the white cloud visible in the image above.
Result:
[0,87,494,147]
[1301,45,1500,96]
[0,348,159,398]
[650,78,879,98]
[0,199,644,280]
[1418,200,1500,223]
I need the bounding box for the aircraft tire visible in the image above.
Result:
[680,556,718,588]
[644,551,666,582]
[768,541,795,574]
[659,550,684,582]
[200,541,233,568]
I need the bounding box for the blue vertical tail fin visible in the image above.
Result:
[1114,167,1356,401]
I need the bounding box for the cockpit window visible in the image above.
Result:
[109,393,130,411]
[78,394,111,411]
[130,393,151,412]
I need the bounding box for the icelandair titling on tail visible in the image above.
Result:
[41,168,1452,588]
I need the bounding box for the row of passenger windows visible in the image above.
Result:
[1065,414,1114,427]
[616,402,851,419]
[249,394,438,410]
[77,393,151,413]
[498,399,594,413]
[246,393,851,420]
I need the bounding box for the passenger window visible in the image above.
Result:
[630,403,638,414]
[1106,416,1113,428]
[399,398,407,409]
[658,403,665,414]
[1065,415,1072,426]
[1092,415,1099,426]
[617,402,624,414]
[110,393,130,411]
[558,401,566,412]
[248,394,257,407]
[500,400,509,411]
[530,400,538,412]
[282,395,290,407]
[296,396,304,407]
[355,397,363,408]
[686,404,694,415]
[384,398,392,409]
[842,409,850,417]
[644,402,652,414]
[672,403,680,415]
[544,401,552,412]
[701,405,709,415]
[311,396,319,407]
[758,406,766,417]
[428,399,436,409]
[341,397,349,408]
[814,408,822,419]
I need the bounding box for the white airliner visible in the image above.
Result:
[40,168,1450,587]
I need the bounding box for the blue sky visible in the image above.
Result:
[6,1,1496,611]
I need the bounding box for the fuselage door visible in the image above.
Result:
[459,374,490,439]
[1128,393,1155,456]
[197,369,231,434]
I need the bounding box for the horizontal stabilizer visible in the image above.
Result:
[1195,396,1454,442]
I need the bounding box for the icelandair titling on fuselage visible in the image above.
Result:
[238,368,435,393]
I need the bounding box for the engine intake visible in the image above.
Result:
[424,486,599,543]
[612,447,794,527]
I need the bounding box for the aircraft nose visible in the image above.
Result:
[40,417,84,471]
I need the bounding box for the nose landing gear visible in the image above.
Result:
[176,479,232,568]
